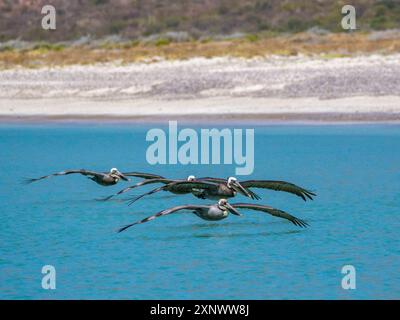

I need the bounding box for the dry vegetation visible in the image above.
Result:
[1,32,400,69]
[1,0,400,68]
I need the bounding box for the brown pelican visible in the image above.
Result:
[127,177,255,205]
[117,199,309,232]
[24,168,130,186]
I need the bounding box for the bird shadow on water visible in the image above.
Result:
[168,219,310,230]
[141,230,303,241]
[126,226,305,241]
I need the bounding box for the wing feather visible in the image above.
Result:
[117,205,208,232]
[126,180,219,205]
[241,180,316,201]
[122,172,165,179]
[167,180,219,192]
[197,177,226,183]
[231,203,309,227]
[23,169,103,184]
[99,178,173,201]
[126,185,167,205]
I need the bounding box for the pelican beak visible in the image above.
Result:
[232,181,252,198]
[117,172,130,181]
[225,203,242,216]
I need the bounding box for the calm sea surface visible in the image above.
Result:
[0,123,399,299]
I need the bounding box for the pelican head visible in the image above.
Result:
[218,199,241,216]
[110,168,118,174]
[187,175,196,181]
[110,167,129,181]
[227,176,252,198]
[227,177,237,186]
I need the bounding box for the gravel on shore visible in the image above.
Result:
[1,54,400,122]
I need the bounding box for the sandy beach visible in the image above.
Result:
[1,54,400,122]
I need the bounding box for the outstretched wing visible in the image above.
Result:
[197,177,226,183]
[231,203,309,227]
[99,178,173,201]
[167,180,220,192]
[122,172,165,179]
[126,185,167,205]
[126,180,219,205]
[23,169,104,184]
[117,205,208,232]
[240,180,316,201]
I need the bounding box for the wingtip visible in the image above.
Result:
[300,219,309,228]
[305,193,315,201]
[292,218,309,228]
[117,223,138,233]
[126,198,137,206]
[306,190,317,198]
[96,195,113,202]
[21,178,35,185]
[116,225,129,233]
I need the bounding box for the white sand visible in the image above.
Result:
[1,96,400,117]
[1,55,399,121]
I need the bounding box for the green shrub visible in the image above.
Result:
[286,18,308,32]
[155,38,171,46]
[246,34,259,42]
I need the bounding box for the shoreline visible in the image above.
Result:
[1,113,400,125]
[1,96,400,124]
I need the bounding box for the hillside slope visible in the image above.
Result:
[0,0,399,41]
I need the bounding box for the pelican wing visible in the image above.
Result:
[99,178,173,201]
[117,205,209,232]
[166,180,220,192]
[240,180,316,201]
[126,185,167,205]
[24,169,104,184]
[197,177,226,183]
[231,203,309,227]
[122,172,165,179]
[126,180,219,205]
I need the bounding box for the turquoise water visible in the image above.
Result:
[0,123,399,299]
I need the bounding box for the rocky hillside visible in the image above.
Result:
[0,0,399,42]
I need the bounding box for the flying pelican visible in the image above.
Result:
[117,199,309,232]
[126,177,255,205]
[24,168,130,186]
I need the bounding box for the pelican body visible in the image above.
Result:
[191,177,254,200]
[192,202,230,221]
[90,170,125,186]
